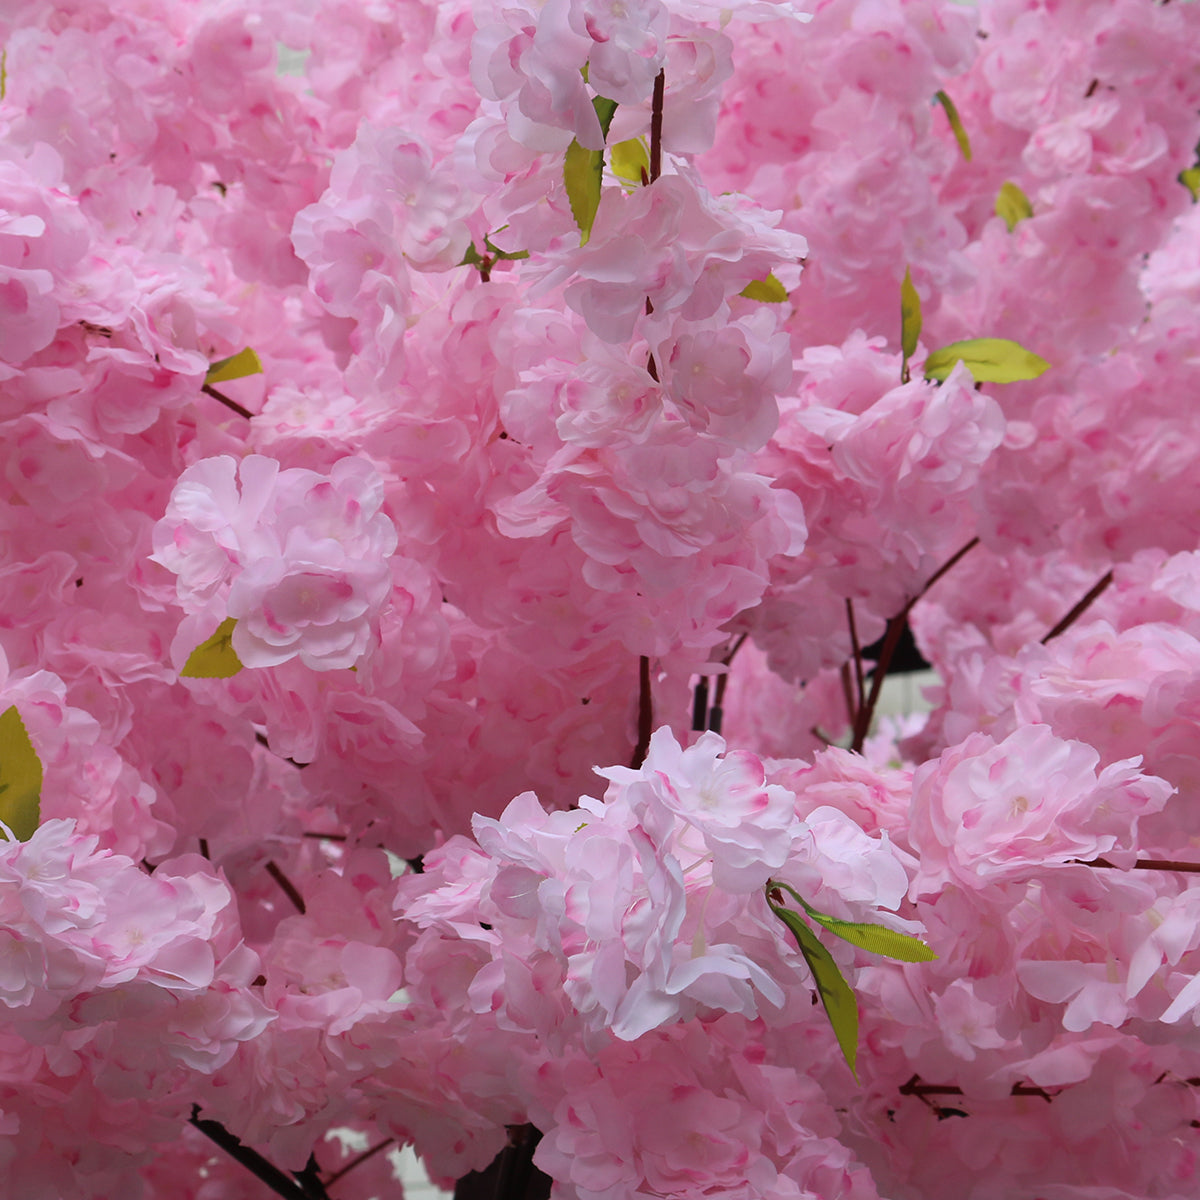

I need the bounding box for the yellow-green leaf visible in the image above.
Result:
[611,137,650,185]
[1180,166,1200,202]
[805,912,936,962]
[773,881,936,962]
[740,274,789,303]
[924,337,1050,384]
[564,97,618,245]
[770,901,859,1081]
[181,618,244,679]
[995,181,1033,231]
[935,90,971,162]
[901,267,922,365]
[0,706,42,842]
[1,49,7,102]
[205,347,263,385]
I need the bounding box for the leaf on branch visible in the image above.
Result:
[900,267,922,382]
[205,347,263,384]
[564,96,618,245]
[181,618,244,679]
[611,137,650,186]
[0,706,42,842]
[924,337,1050,384]
[773,881,936,962]
[769,899,860,1081]
[1180,166,1200,203]
[935,90,971,161]
[740,274,789,303]
[995,181,1033,231]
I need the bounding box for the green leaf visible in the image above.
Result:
[181,618,244,679]
[803,912,936,962]
[206,347,263,385]
[564,96,618,245]
[1,49,7,102]
[935,90,971,161]
[740,274,789,303]
[901,267,922,368]
[482,235,529,262]
[611,137,650,185]
[0,706,42,842]
[995,181,1033,231]
[770,900,859,1080]
[1180,166,1200,203]
[773,882,936,962]
[923,337,1050,384]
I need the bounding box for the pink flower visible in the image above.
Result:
[909,725,1172,895]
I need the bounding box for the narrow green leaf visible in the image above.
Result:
[564,97,618,245]
[923,337,1050,384]
[740,274,789,303]
[1180,166,1200,203]
[935,90,971,162]
[611,137,650,185]
[805,912,936,962]
[206,347,263,385]
[482,235,529,262]
[181,618,244,679]
[458,243,484,267]
[773,881,937,962]
[1,49,7,102]
[592,96,618,143]
[901,267,922,365]
[770,901,859,1080]
[0,706,42,841]
[995,181,1033,231]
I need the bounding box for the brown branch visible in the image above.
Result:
[850,537,979,753]
[1041,569,1114,644]
[323,1138,395,1188]
[265,860,306,914]
[1083,857,1200,874]
[202,382,253,420]
[631,655,654,768]
[649,70,665,183]
[845,598,866,716]
[189,1107,330,1200]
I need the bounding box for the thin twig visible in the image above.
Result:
[265,860,306,914]
[845,598,866,715]
[1041,569,1114,644]
[849,537,979,753]
[202,382,253,420]
[324,1138,395,1187]
[1083,857,1200,874]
